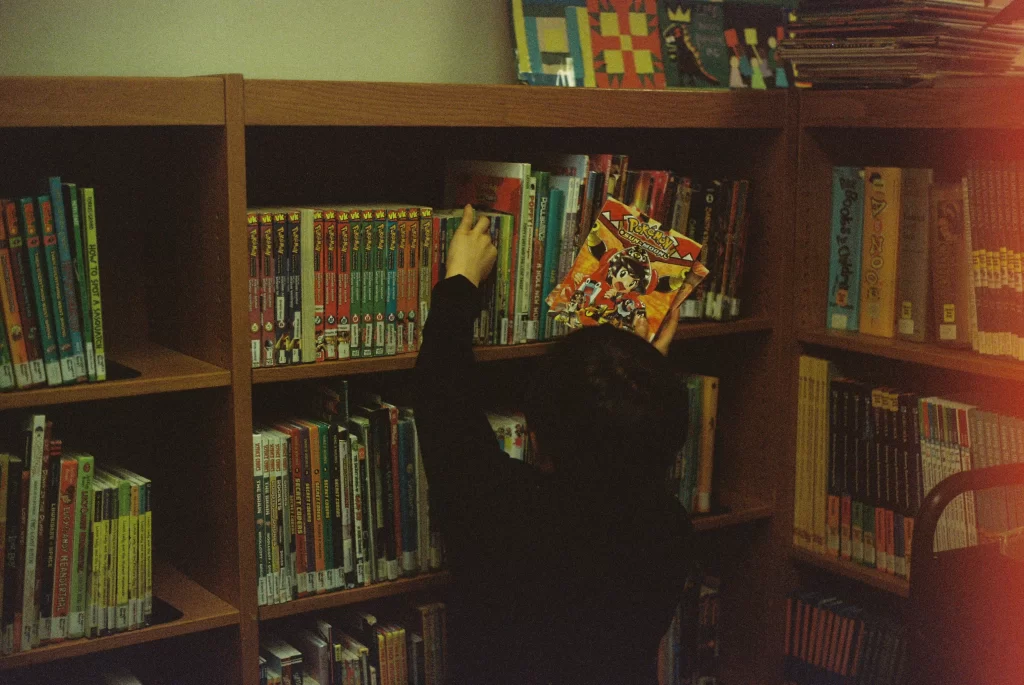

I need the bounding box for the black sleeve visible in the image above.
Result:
[412,275,515,514]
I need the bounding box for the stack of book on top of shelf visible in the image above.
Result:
[824,163,1024,360]
[248,155,754,367]
[795,354,1024,582]
[0,414,151,654]
[0,179,106,391]
[260,603,447,685]
[779,0,1024,88]
[252,381,441,608]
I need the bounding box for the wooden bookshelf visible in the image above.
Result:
[0,563,239,671]
[790,548,910,599]
[799,328,1024,383]
[252,317,773,384]
[258,572,452,622]
[692,493,775,533]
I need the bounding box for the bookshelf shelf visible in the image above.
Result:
[257,572,451,621]
[798,328,1024,383]
[0,563,239,671]
[0,76,226,127]
[244,80,788,129]
[799,83,1024,129]
[692,495,775,532]
[0,343,232,411]
[251,317,773,384]
[790,548,910,599]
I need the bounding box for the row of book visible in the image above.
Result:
[660,575,721,685]
[0,415,150,654]
[827,163,1024,361]
[247,155,753,368]
[512,0,792,90]
[259,604,447,685]
[252,382,441,607]
[0,179,106,390]
[794,355,1024,581]
[783,592,908,685]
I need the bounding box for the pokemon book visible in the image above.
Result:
[546,197,708,341]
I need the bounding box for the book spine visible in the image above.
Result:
[337,212,352,360]
[517,176,537,344]
[858,168,902,338]
[0,298,20,389]
[0,457,20,654]
[2,201,45,386]
[324,210,338,360]
[374,210,387,357]
[113,476,129,632]
[46,179,87,382]
[346,211,360,359]
[362,213,375,359]
[397,211,409,355]
[695,375,719,514]
[21,416,45,650]
[386,210,400,356]
[386,405,401,581]
[283,428,306,597]
[257,212,275,367]
[827,168,864,331]
[286,210,302,364]
[300,425,318,593]
[313,209,326,362]
[262,436,278,603]
[143,478,151,625]
[896,169,932,342]
[271,211,288,364]
[826,379,841,556]
[334,428,350,588]
[417,208,431,350]
[254,435,267,606]
[63,185,95,381]
[507,205,521,345]
[349,432,365,586]
[398,417,418,575]
[406,209,420,354]
[528,175,549,342]
[21,199,62,386]
[0,206,31,388]
[317,422,334,591]
[300,209,316,364]
[51,456,77,640]
[68,455,93,638]
[78,190,105,381]
[249,211,263,368]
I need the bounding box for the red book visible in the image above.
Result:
[313,210,326,363]
[587,0,666,89]
[276,423,308,597]
[1,201,44,386]
[323,210,338,360]
[51,456,78,640]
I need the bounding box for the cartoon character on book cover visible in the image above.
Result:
[546,197,707,341]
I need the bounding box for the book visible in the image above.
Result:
[2,200,46,387]
[895,168,933,342]
[0,204,32,389]
[858,168,902,338]
[78,188,106,382]
[931,181,974,348]
[546,196,707,341]
[47,177,87,382]
[20,198,62,386]
[659,1,729,89]
[827,167,864,332]
[587,0,667,89]
[510,0,592,87]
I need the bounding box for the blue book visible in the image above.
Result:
[47,177,88,381]
[397,415,418,575]
[539,187,565,340]
[827,167,864,331]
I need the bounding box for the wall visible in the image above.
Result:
[0,0,517,84]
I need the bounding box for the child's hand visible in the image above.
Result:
[446,204,497,287]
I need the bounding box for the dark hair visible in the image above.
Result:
[605,248,650,293]
[524,324,688,493]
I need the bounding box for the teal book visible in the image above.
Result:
[385,210,399,356]
[48,177,87,381]
[659,1,729,89]
[36,195,76,383]
[827,167,864,332]
[62,183,95,381]
[529,171,551,342]
[539,187,565,340]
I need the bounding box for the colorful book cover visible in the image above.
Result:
[931,182,973,348]
[511,0,593,87]
[271,210,289,364]
[827,167,864,332]
[722,4,791,89]
[406,208,420,353]
[896,168,933,342]
[248,211,262,368]
[374,209,388,357]
[546,197,707,341]
[386,209,400,356]
[659,1,728,88]
[51,455,78,640]
[0,204,31,388]
[37,196,77,383]
[79,189,105,382]
[313,209,326,362]
[20,198,62,386]
[47,178,87,381]
[528,172,550,342]
[62,183,95,381]
[323,209,338,360]
[2,200,45,386]
[859,168,902,338]
[362,211,376,359]
[339,210,354,360]
[587,0,666,89]
[258,211,276,367]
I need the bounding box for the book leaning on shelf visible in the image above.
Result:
[248,155,755,368]
[0,180,107,391]
[825,162,1024,360]
[794,354,1024,582]
[252,380,442,607]
[0,414,150,655]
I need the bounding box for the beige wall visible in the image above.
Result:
[0,0,517,84]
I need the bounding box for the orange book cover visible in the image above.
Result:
[545,197,707,341]
[858,168,902,338]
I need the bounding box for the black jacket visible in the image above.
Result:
[413,275,693,685]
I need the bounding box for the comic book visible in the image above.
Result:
[545,197,708,341]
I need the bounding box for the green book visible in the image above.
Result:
[63,184,96,381]
[68,453,94,638]
[317,420,334,590]
[361,214,375,358]
[346,210,362,359]
[373,209,387,357]
[0,312,14,390]
[19,198,62,385]
[36,195,76,383]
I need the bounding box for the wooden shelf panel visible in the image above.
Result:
[245,80,788,129]
[0,77,227,127]
[800,84,1024,129]
[258,572,451,621]
[253,318,773,384]
[0,563,239,670]
[692,495,774,532]
[799,328,1024,383]
[0,343,232,411]
[791,547,910,598]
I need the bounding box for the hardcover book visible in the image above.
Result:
[545,197,707,341]
[587,0,667,89]
[658,1,729,88]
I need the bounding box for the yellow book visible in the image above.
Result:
[859,168,902,337]
[794,356,809,549]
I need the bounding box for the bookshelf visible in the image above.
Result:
[787,84,1024,610]
[1,76,798,685]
